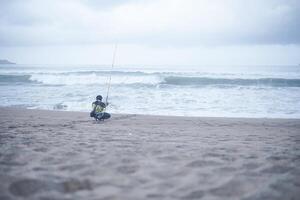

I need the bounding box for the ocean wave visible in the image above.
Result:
[0,75,35,84]
[1,73,300,87]
[162,76,300,87]
[0,69,163,76]
[28,73,161,86]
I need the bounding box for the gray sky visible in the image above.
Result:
[0,0,300,65]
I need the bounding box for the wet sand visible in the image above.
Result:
[0,107,300,200]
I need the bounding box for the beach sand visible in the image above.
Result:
[0,107,299,200]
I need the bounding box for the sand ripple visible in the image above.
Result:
[0,108,300,199]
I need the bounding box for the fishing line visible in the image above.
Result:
[105,43,118,105]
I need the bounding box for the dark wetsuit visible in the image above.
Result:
[91,100,111,120]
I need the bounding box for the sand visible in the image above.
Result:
[0,107,300,200]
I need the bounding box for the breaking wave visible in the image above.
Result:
[0,75,35,84]
[163,76,300,87]
[1,72,300,87]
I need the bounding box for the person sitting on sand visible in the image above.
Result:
[90,95,111,120]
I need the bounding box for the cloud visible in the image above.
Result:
[0,0,299,47]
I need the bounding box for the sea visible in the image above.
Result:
[1,64,300,118]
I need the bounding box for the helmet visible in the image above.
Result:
[96,95,102,101]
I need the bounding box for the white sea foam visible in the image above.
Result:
[28,73,162,86]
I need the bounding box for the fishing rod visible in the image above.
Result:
[105,43,118,105]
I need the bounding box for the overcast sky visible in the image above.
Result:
[0,0,300,66]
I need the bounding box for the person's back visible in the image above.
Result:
[92,100,106,113]
[90,95,111,120]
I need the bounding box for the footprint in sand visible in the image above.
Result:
[182,190,204,199]
[186,160,221,168]
[9,179,50,197]
[116,165,139,174]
